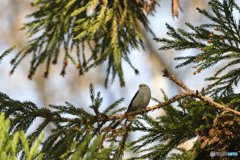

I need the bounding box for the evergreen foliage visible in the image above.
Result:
[154,0,240,96]
[0,46,15,64]
[0,112,44,160]
[126,90,217,159]
[0,112,113,160]
[125,90,240,159]
[8,0,157,87]
[0,84,135,159]
[1,0,240,159]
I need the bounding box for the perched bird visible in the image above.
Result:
[111,83,151,129]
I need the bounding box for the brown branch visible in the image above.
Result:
[15,68,240,125]
[14,91,192,124]
[162,68,240,117]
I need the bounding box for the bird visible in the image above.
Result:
[111,83,151,129]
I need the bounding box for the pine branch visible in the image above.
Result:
[0,84,123,159]
[0,113,45,159]
[154,0,240,96]
[8,0,159,87]
[0,46,15,65]
[2,68,240,159]
[126,69,240,159]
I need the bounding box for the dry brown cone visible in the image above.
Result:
[192,114,240,159]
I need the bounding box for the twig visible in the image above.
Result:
[162,68,240,117]
[14,69,240,124]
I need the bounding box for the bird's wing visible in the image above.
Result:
[127,90,139,112]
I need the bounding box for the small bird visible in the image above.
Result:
[111,83,151,129]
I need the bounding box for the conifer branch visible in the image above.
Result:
[162,68,240,117]
[7,0,159,87]
[1,70,240,159]
[154,0,240,96]
[12,69,240,127]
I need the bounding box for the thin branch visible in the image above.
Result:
[162,68,240,116]
[14,68,240,125]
